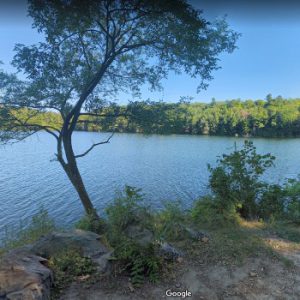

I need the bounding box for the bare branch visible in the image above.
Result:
[6,113,60,140]
[78,34,91,70]
[56,29,104,47]
[0,130,38,145]
[79,112,129,118]
[14,123,60,140]
[75,132,114,158]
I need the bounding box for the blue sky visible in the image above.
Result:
[1,1,300,103]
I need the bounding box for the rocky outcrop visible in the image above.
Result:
[0,230,112,300]
[30,230,111,273]
[0,248,53,300]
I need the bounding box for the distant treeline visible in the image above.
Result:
[76,96,300,137]
[2,96,300,138]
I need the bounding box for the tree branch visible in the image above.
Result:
[78,34,91,70]
[75,132,114,158]
[7,113,60,140]
[79,112,129,118]
[14,123,60,140]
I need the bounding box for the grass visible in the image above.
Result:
[265,222,300,243]
[0,208,56,253]
[48,249,96,299]
[1,193,299,294]
[182,225,269,266]
[176,218,300,268]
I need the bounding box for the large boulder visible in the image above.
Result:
[0,230,112,300]
[30,229,112,273]
[0,248,53,300]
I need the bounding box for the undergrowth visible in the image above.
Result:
[0,208,56,252]
[105,186,163,286]
[48,249,96,299]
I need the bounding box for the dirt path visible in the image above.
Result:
[59,252,300,300]
[57,224,300,300]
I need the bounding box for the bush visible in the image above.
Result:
[154,200,188,241]
[75,213,105,234]
[191,195,240,227]
[259,184,285,221]
[105,186,162,286]
[208,140,275,220]
[283,179,300,223]
[258,179,300,223]
[105,185,154,240]
[48,249,96,297]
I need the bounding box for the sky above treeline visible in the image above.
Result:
[1,0,300,103]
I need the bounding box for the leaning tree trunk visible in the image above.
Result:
[60,133,100,220]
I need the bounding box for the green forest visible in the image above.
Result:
[76,96,300,137]
[2,95,300,138]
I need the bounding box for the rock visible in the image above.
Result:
[201,237,209,243]
[183,227,210,241]
[124,225,154,248]
[177,257,184,263]
[30,229,111,273]
[0,230,113,300]
[249,271,258,277]
[77,274,90,282]
[157,242,183,261]
[0,249,53,300]
[128,282,135,292]
[31,229,107,257]
[92,251,113,274]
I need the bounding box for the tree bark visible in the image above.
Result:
[59,133,100,220]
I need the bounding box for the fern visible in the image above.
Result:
[147,258,160,283]
[130,256,145,287]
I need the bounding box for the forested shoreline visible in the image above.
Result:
[1,96,300,138]
[76,96,300,137]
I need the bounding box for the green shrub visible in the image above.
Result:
[1,208,55,251]
[283,179,300,223]
[259,184,285,220]
[191,195,240,227]
[287,200,300,223]
[105,186,162,286]
[208,140,275,220]
[48,249,96,297]
[105,185,154,240]
[75,213,106,234]
[154,200,188,241]
[258,178,300,223]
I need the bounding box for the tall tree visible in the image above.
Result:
[0,0,239,220]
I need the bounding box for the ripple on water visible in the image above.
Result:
[0,132,300,239]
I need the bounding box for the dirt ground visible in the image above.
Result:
[58,231,300,300]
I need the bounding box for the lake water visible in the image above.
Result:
[0,132,300,234]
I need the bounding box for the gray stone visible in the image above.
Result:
[157,242,183,261]
[183,227,210,241]
[31,229,109,260]
[92,251,113,274]
[0,229,113,300]
[0,249,53,300]
[124,225,154,248]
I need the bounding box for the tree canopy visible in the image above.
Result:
[0,0,239,218]
[84,97,300,137]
